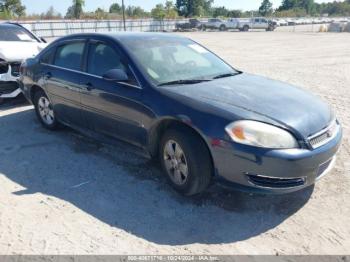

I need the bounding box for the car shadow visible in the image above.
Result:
[0,108,314,245]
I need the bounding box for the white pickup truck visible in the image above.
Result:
[201,18,238,31]
[201,17,276,32]
[235,17,277,31]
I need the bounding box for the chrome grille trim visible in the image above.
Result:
[308,120,339,149]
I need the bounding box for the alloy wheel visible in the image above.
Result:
[38,96,54,125]
[163,140,189,186]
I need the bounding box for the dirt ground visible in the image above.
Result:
[0,31,349,255]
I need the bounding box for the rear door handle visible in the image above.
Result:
[84,82,94,91]
[44,72,52,80]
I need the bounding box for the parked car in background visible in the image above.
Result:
[201,18,232,31]
[0,22,47,104]
[175,19,202,31]
[277,19,288,26]
[237,17,276,31]
[287,18,296,26]
[20,33,341,196]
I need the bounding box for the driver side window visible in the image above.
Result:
[87,42,137,85]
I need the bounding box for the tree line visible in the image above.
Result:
[1,0,350,20]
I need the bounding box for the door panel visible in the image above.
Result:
[42,40,87,127]
[80,77,148,146]
[80,41,149,146]
[45,66,87,127]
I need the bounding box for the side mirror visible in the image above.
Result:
[102,69,129,82]
[40,37,47,43]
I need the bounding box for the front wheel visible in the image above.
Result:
[159,127,212,196]
[33,90,59,130]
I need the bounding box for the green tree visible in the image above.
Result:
[41,6,62,19]
[227,9,242,18]
[151,3,166,19]
[212,6,228,17]
[0,0,26,17]
[125,6,148,18]
[315,1,350,16]
[66,0,85,19]
[94,7,107,19]
[278,0,316,14]
[109,3,122,13]
[278,0,297,11]
[165,1,178,18]
[176,0,213,17]
[259,0,273,16]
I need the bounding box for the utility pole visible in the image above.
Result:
[122,0,126,31]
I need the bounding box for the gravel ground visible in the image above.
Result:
[0,31,349,255]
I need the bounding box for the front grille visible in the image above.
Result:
[10,62,21,77]
[0,81,19,95]
[247,174,305,188]
[308,121,339,149]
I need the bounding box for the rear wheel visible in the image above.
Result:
[159,127,212,196]
[219,24,226,31]
[33,90,59,130]
[243,25,249,32]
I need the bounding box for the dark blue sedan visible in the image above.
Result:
[19,33,342,195]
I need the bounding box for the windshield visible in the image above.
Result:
[123,37,238,86]
[0,26,38,42]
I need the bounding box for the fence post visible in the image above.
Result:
[32,22,36,36]
[50,21,54,37]
[65,20,69,36]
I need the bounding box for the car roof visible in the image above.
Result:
[58,32,187,42]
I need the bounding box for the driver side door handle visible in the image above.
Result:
[83,82,94,91]
[44,72,52,80]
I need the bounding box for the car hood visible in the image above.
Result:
[0,41,47,62]
[160,73,333,138]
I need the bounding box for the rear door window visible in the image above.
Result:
[54,42,85,71]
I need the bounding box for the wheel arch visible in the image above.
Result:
[147,117,215,175]
[30,84,46,102]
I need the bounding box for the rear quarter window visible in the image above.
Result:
[40,48,55,64]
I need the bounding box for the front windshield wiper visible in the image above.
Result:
[158,79,212,87]
[213,72,241,79]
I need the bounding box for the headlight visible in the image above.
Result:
[225,120,299,149]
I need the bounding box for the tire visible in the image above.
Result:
[243,25,249,32]
[0,98,4,105]
[33,89,59,130]
[159,126,212,196]
[219,24,226,31]
[202,25,206,31]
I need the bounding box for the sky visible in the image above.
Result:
[21,0,336,15]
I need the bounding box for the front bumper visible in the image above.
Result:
[0,62,21,99]
[212,126,342,194]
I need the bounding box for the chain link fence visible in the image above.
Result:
[18,19,187,38]
[10,18,349,38]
